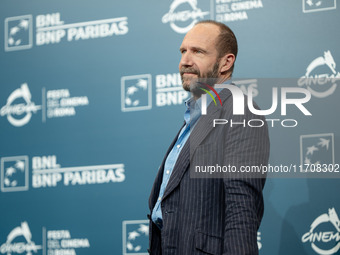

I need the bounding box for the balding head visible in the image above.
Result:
[179,20,237,92]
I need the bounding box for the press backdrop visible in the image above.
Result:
[1,0,339,254]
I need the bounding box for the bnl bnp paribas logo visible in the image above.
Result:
[1,155,125,192]
[121,75,152,112]
[122,220,149,255]
[298,50,340,98]
[0,156,29,192]
[4,15,33,51]
[303,0,336,13]
[300,133,335,169]
[162,0,212,34]
[0,222,42,255]
[4,13,128,51]
[302,208,340,255]
[121,73,190,112]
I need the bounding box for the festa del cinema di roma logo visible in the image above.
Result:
[0,83,41,127]
[162,0,210,34]
[0,222,42,255]
[302,208,340,255]
[298,50,340,98]
[0,83,90,127]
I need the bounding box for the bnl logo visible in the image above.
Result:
[1,156,29,192]
[121,74,152,112]
[5,15,33,51]
[303,0,336,13]
[300,133,335,170]
[122,220,149,255]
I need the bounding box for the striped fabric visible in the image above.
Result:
[148,88,270,255]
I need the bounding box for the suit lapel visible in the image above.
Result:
[149,121,185,210]
[162,88,232,200]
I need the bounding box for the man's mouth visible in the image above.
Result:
[180,68,199,77]
[183,72,197,76]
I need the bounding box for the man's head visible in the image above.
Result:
[179,20,238,92]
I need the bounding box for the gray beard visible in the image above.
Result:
[180,62,220,97]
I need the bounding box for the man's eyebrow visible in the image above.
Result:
[192,47,207,53]
[179,46,207,53]
[179,47,190,52]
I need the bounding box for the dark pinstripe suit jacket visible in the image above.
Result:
[148,88,270,255]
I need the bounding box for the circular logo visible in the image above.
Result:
[0,84,41,127]
[302,208,340,255]
[0,222,41,255]
[298,51,340,98]
[162,0,209,34]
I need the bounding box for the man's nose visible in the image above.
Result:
[179,52,193,67]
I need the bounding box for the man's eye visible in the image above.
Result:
[195,50,202,54]
[181,50,186,54]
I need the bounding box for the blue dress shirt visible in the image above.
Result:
[151,88,221,229]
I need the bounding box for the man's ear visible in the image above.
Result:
[219,53,235,74]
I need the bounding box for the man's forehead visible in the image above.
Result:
[181,23,220,48]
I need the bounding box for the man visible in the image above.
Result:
[148,20,270,255]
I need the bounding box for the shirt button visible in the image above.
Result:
[158,197,161,201]
[166,170,170,174]
[177,144,181,148]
